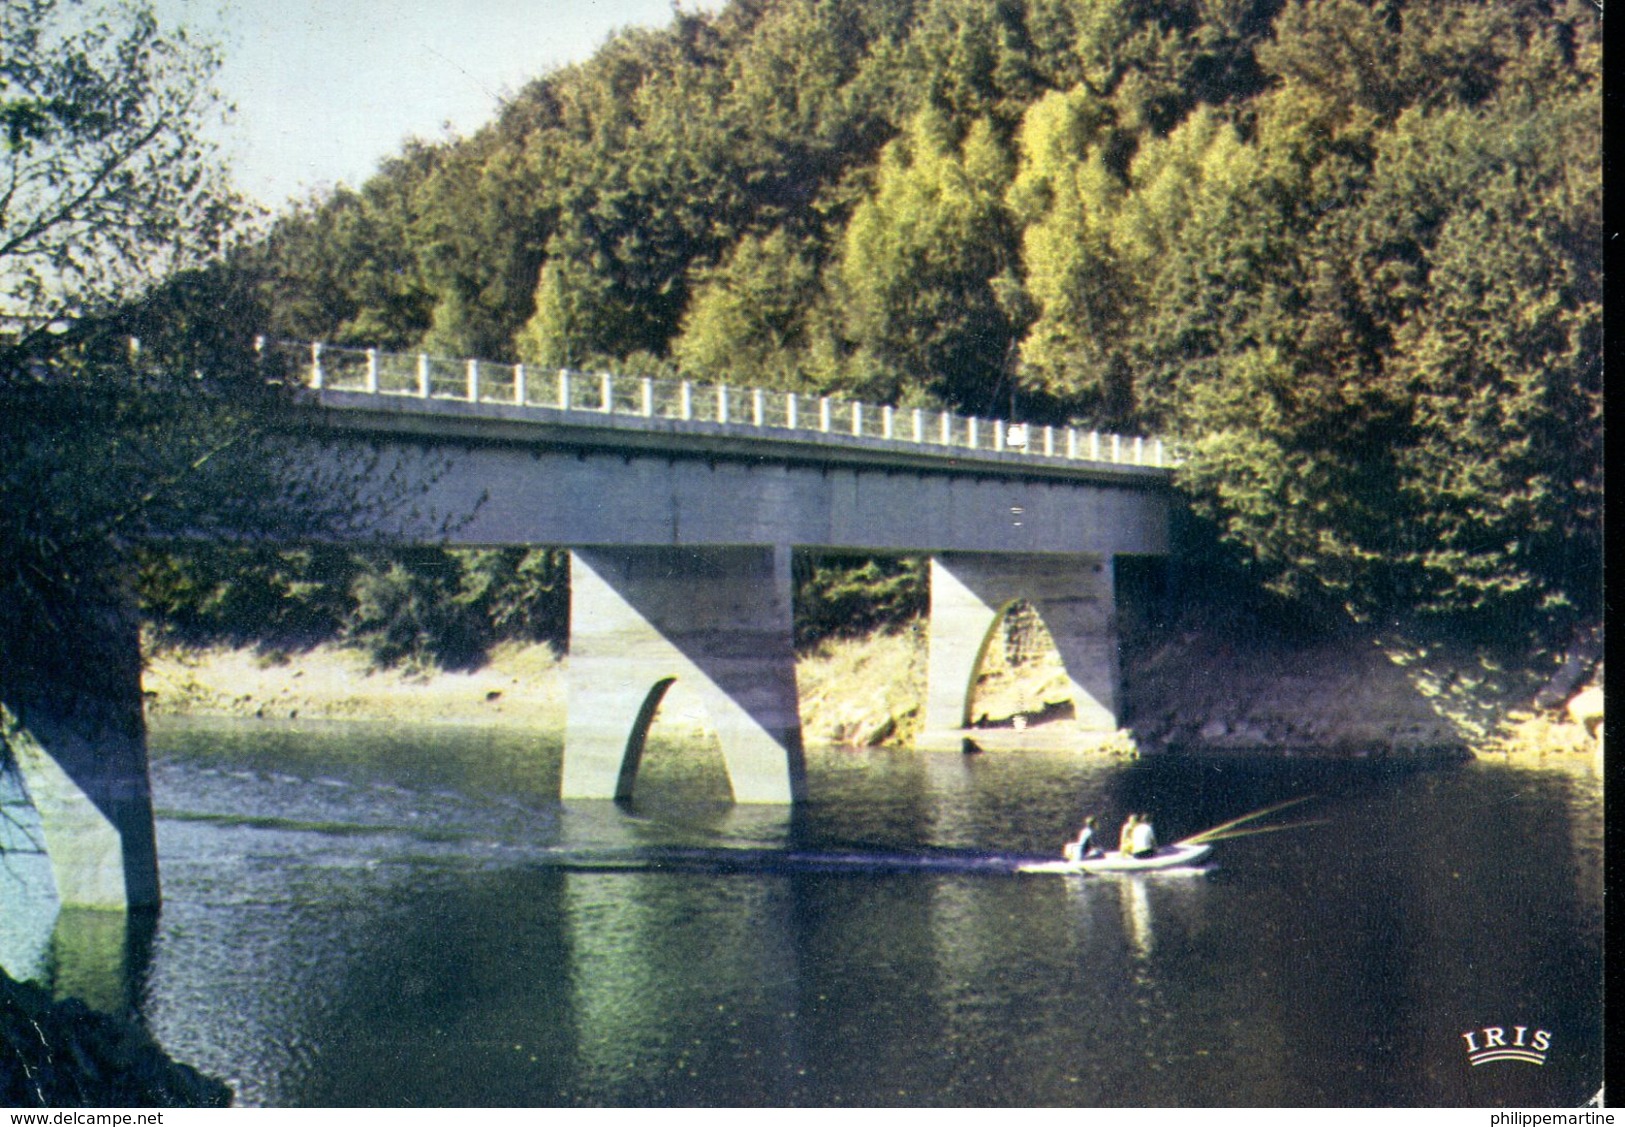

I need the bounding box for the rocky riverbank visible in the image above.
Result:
[1120,622,1599,761]
[0,971,231,1107]
[141,617,1602,763]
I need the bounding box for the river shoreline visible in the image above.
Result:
[141,624,1602,765]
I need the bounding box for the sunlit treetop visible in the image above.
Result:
[0,0,244,344]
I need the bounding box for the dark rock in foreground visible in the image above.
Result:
[1,971,231,1108]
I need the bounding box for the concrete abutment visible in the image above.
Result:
[560,546,1128,796]
[923,553,1120,743]
[562,546,807,803]
[1,597,158,913]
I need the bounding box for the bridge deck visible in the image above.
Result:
[272,340,1174,488]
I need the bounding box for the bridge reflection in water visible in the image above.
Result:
[3,719,1604,1107]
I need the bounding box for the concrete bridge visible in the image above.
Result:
[7,342,1172,914]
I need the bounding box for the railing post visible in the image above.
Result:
[1091,430,1101,461]
[641,377,654,417]
[310,342,324,390]
[941,411,952,445]
[365,348,379,393]
[514,363,527,405]
[1133,435,1144,464]
[1044,425,1054,457]
[600,372,614,413]
[753,388,765,427]
[417,353,430,398]
[993,419,1005,451]
[557,369,570,411]
[717,383,728,423]
[1111,433,1121,462]
[820,396,831,433]
[883,405,894,440]
[967,417,978,449]
[786,393,798,430]
[1153,438,1164,467]
[467,358,480,402]
[680,381,693,421]
[851,401,863,436]
[913,408,924,443]
[1067,427,1078,459]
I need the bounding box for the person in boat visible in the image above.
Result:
[1118,813,1139,855]
[1063,816,1100,861]
[1129,815,1158,858]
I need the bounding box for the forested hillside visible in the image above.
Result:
[167,0,1599,655]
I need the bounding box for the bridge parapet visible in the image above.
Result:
[264,340,1174,473]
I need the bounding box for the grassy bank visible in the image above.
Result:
[142,618,1602,764]
[142,624,1063,750]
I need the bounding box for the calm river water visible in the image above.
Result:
[96,720,1604,1105]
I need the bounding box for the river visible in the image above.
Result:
[48,720,1611,1106]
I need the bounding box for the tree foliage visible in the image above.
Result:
[0,0,240,337]
[224,0,1600,644]
[835,109,1019,409]
[0,2,426,694]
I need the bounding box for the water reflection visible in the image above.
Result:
[1,752,150,1014]
[22,720,1605,1106]
[0,897,146,1019]
[48,908,138,1014]
[1119,877,1153,959]
[0,863,56,985]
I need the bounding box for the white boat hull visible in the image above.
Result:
[1018,842,1213,875]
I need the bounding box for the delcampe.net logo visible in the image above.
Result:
[1461,1023,1552,1066]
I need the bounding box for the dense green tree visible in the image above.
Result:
[0,1,441,700]
[2,0,244,688]
[250,144,441,349]
[143,546,572,667]
[1123,0,1601,638]
[1379,93,1602,631]
[793,555,926,645]
[139,545,359,642]
[835,108,1019,409]
[0,0,239,338]
[413,94,561,361]
[515,19,752,366]
[1006,85,1129,421]
[671,228,824,387]
[230,0,1601,646]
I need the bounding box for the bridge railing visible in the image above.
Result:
[269,340,1171,469]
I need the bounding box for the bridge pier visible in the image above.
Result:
[562,546,806,803]
[1,598,158,911]
[924,552,1120,740]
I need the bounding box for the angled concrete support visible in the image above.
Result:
[0,599,158,910]
[924,552,1119,738]
[563,546,806,803]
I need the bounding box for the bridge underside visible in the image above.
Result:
[563,547,806,803]
[5,412,1169,907]
[2,548,1140,916]
[560,547,1123,805]
[923,553,1119,739]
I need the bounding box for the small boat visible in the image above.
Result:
[1018,842,1213,875]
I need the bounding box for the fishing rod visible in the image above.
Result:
[1175,795,1321,847]
[1180,819,1330,845]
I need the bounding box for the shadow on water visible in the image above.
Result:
[12,718,1602,1107]
[1102,752,1448,842]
